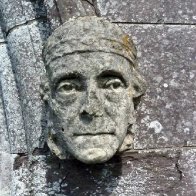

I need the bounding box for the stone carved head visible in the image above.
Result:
[42,16,146,164]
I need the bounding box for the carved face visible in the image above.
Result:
[46,52,137,164]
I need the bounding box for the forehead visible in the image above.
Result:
[47,52,132,79]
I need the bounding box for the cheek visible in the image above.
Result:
[50,93,82,120]
[54,93,78,106]
[103,90,134,123]
[104,90,132,110]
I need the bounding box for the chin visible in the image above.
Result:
[72,147,116,164]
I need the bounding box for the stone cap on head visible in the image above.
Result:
[43,16,138,68]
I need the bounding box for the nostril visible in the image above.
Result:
[80,110,93,124]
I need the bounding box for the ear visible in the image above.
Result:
[118,132,134,153]
[47,122,70,159]
[132,68,147,98]
[47,133,68,159]
[40,75,50,102]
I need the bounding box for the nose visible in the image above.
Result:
[80,86,103,123]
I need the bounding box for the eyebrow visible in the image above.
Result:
[97,70,128,86]
[52,72,84,88]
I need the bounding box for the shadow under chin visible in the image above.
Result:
[45,153,123,195]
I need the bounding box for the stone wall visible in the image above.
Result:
[0,0,195,195]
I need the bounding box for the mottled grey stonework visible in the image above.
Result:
[55,0,97,22]
[119,24,196,149]
[0,43,26,152]
[0,26,4,42]
[0,1,50,153]
[0,152,16,196]
[43,16,146,164]
[0,0,46,32]
[43,0,62,31]
[96,0,196,23]
[0,0,196,195]
[10,148,196,195]
[6,20,50,152]
[0,87,9,152]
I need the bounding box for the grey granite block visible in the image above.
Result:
[55,0,96,22]
[0,152,16,196]
[0,0,46,32]
[6,20,50,153]
[0,27,5,43]
[0,43,26,153]
[11,149,196,195]
[43,0,62,31]
[174,149,196,195]
[0,85,9,153]
[96,0,196,24]
[119,24,196,149]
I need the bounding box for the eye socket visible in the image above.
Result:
[104,78,125,90]
[56,81,80,93]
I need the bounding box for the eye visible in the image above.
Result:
[57,81,79,93]
[104,78,125,90]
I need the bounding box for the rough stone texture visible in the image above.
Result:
[43,16,146,164]
[0,43,26,152]
[43,0,62,31]
[0,87,9,152]
[0,152,16,196]
[118,24,196,149]
[0,0,195,195]
[0,0,46,32]
[169,149,196,195]
[81,0,99,16]
[11,148,196,195]
[0,26,4,42]
[12,155,47,196]
[55,0,97,22]
[6,20,50,152]
[96,0,196,24]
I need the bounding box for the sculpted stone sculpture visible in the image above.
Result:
[42,16,146,164]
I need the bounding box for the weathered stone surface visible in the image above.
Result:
[96,0,196,23]
[12,155,47,196]
[164,0,196,24]
[0,152,16,196]
[81,0,99,16]
[43,16,146,164]
[170,149,196,195]
[43,0,62,31]
[0,0,46,32]
[44,151,180,195]
[57,0,87,21]
[118,24,196,149]
[0,0,195,195]
[11,149,196,195]
[0,44,26,153]
[0,86,9,152]
[0,27,5,42]
[6,20,50,153]
[55,0,97,22]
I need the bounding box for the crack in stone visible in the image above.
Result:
[82,0,94,6]
[53,0,63,25]
[0,41,7,45]
[59,176,67,193]
[5,17,47,37]
[113,21,196,26]
[161,151,183,195]
[175,153,183,181]
[13,153,28,170]
[82,0,101,16]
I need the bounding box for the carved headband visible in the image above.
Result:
[43,16,138,68]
